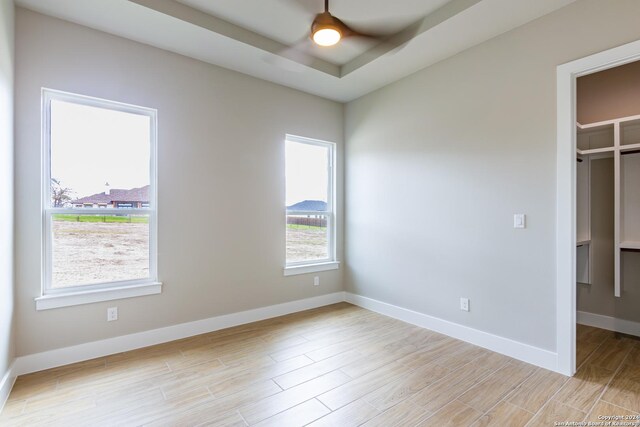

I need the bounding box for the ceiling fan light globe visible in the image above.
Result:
[313,28,341,46]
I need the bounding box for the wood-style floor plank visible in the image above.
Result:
[306,398,380,427]
[145,380,281,426]
[363,362,451,411]
[601,373,640,413]
[417,400,483,427]
[273,349,362,390]
[471,401,533,427]
[252,399,329,427]
[2,306,639,427]
[207,354,312,398]
[316,361,412,410]
[410,359,495,412]
[585,337,635,371]
[362,399,431,427]
[507,368,568,413]
[457,362,536,413]
[552,364,615,412]
[526,400,586,427]
[585,400,639,422]
[238,370,349,425]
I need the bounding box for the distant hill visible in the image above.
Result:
[286,200,327,211]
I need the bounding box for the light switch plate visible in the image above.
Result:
[514,214,526,229]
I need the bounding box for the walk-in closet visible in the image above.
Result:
[576,60,640,347]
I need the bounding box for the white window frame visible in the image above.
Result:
[37,88,160,310]
[284,135,339,276]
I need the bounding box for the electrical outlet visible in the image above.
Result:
[460,298,470,312]
[107,307,118,321]
[313,276,320,286]
[514,214,526,229]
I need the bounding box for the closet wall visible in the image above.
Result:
[577,157,616,314]
[577,62,640,327]
[578,60,640,124]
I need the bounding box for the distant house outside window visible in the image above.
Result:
[41,89,158,298]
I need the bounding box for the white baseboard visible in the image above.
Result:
[578,311,640,337]
[0,362,16,414]
[345,292,559,373]
[14,292,345,376]
[10,290,564,387]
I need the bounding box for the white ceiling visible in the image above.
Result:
[15,0,577,102]
[176,0,452,65]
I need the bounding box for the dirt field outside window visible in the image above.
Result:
[52,218,149,288]
[286,224,328,263]
[52,217,327,288]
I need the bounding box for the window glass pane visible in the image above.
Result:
[50,99,150,208]
[285,141,328,210]
[51,214,150,288]
[286,214,328,263]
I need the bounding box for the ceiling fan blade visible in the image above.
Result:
[264,36,314,71]
[334,17,389,41]
[279,36,313,62]
[336,16,422,53]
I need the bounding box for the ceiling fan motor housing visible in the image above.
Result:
[311,11,344,40]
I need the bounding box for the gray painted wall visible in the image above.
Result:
[0,0,14,382]
[11,0,640,360]
[14,9,344,356]
[344,0,640,352]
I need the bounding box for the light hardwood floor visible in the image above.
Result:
[1,303,639,426]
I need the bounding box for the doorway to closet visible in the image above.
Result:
[575,60,640,370]
[556,39,640,377]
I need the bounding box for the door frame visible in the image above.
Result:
[556,39,640,376]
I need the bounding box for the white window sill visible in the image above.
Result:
[35,282,162,310]
[284,261,340,276]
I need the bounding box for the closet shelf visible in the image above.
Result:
[577,147,615,156]
[578,113,640,129]
[620,241,640,250]
[620,142,640,152]
[577,121,614,132]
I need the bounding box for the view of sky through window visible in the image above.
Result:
[285,140,328,208]
[50,99,151,200]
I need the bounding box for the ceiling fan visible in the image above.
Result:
[267,0,412,71]
[308,0,388,47]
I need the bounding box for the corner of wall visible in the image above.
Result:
[0,0,16,411]
[345,292,561,374]
[0,361,16,413]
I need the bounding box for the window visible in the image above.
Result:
[285,135,338,274]
[39,89,159,309]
